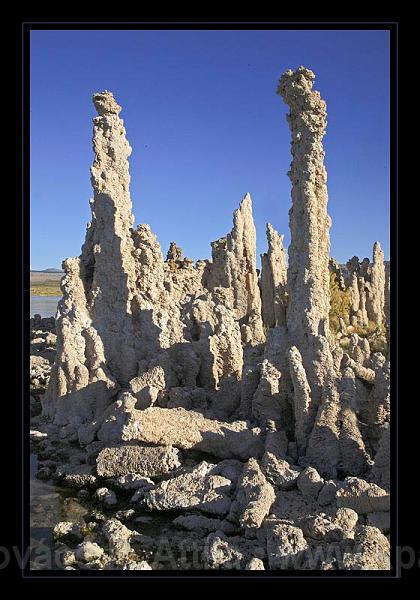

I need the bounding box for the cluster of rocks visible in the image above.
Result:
[329,248,389,344]
[30,315,57,415]
[31,427,389,570]
[30,67,390,571]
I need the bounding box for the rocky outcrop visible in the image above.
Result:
[341,525,390,570]
[260,223,287,328]
[329,258,346,290]
[96,444,181,477]
[144,461,233,515]
[384,261,390,334]
[336,477,390,514]
[166,241,183,264]
[81,92,138,384]
[204,531,264,569]
[35,69,390,572]
[278,67,333,414]
[233,458,275,532]
[97,397,263,460]
[42,257,118,427]
[305,371,371,478]
[266,521,308,569]
[366,242,386,327]
[288,346,312,455]
[205,193,264,344]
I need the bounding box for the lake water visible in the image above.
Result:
[30,296,61,318]
[30,453,87,570]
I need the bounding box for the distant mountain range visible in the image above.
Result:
[31,268,64,273]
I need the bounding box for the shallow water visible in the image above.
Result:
[30,453,87,570]
[29,451,208,570]
[30,296,61,318]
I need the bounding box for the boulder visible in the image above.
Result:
[262,453,300,490]
[96,444,181,478]
[234,458,275,531]
[336,477,389,514]
[95,487,118,507]
[341,525,390,570]
[266,522,308,570]
[74,541,104,563]
[144,461,232,516]
[297,466,324,498]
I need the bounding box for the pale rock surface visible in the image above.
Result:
[208,459,244,486]
[296,466,324,498]
[38,74,391,572]
[96,444,181,478]
[329,258,346,290]
[358,278,369,327]
[288,346,312,454]
[204,530,264,569]
[100,403,263,460]
[205,193,264,344]
[366,242,386,327]
[122,560,152,570]
[341,354,375,384]
[251,326,292,429]
[262,454,300,490]
[53,521,83,543]
[75,541,104,563]
[55,463,97,488]
[301,507,358,541]
[336,477,390,514]
[245,557,265,570]
[101,518,137,559]
[95,487,118,507]
[366,359,390,445]
[264,423,289,459]
[173,514,237,534]
[384,261,390,334]
[266,521,308,569]
[278,67,334,415]
[260,223,287,328]
[144,461,233,515]
[317,480,339,507]
[348,334,371,366]
[270,490,320,525]
[252,358,282,425]
[369,425,390,491]
[42,257,118,428]
[305,371,371,478]
[235,458,276,532]
[341,525,390,570]
[110,473,156,492]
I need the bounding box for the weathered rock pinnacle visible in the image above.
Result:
[366,241,385,327]
[384,260,390,335]
[260,223,287,328]
[206,193,264,343]
[43,91,138,426]
[81,91,138,383]
[277,67,334,413]
[92,91,122,116]
[277,67,331,340]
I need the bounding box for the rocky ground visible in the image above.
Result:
[30,315,390,571]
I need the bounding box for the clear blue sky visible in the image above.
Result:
[30,29,390,270]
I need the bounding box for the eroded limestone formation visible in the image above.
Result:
[260,223,287,328]
[278,66,335,425]
[366,242,386,327]
[33,70,390,572]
